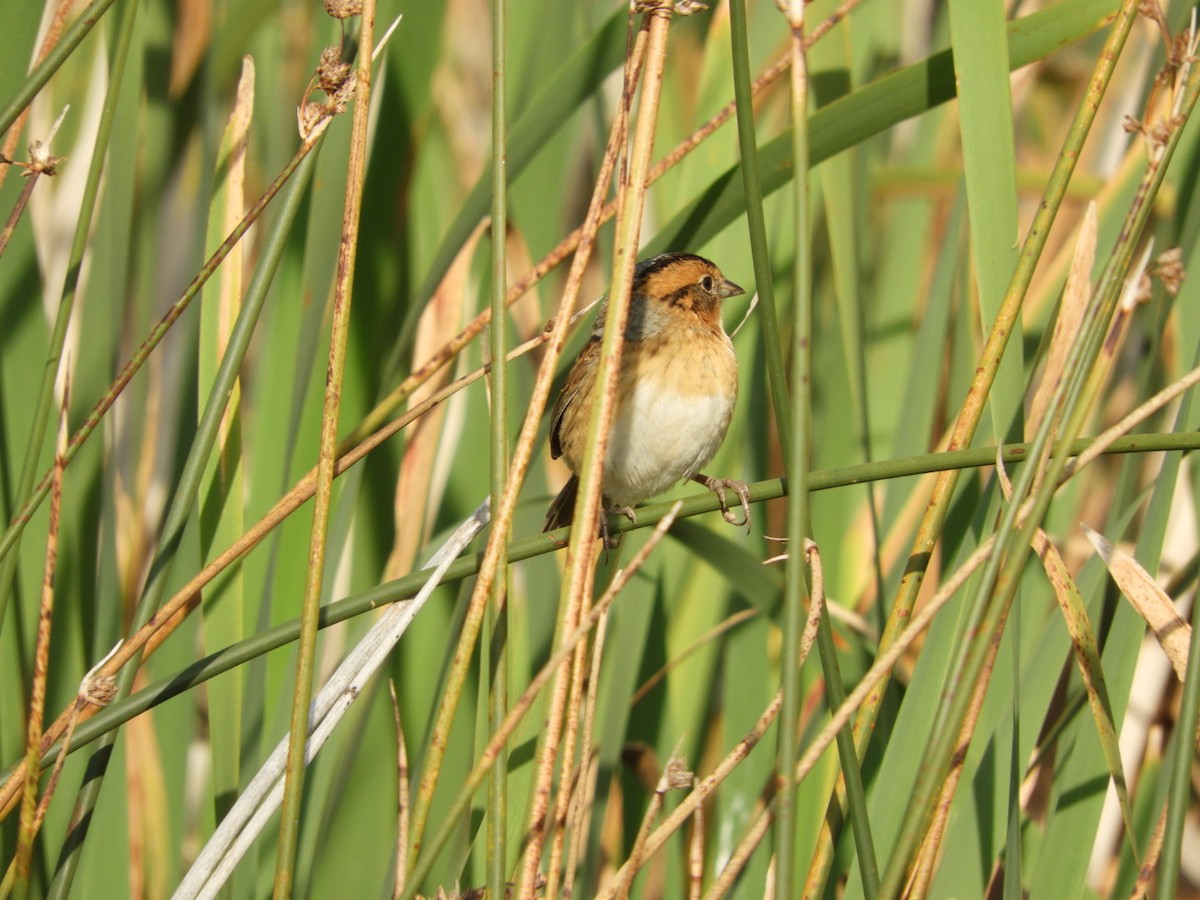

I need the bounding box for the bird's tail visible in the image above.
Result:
[543,474,579,533]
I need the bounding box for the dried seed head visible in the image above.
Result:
[297,101,328,140]
[324,0,363,19]
[26,140,64,176]
[631,0,707,13]
[83,673,118,706]
[662,756,693,791]
[1152,247,1185,296]
[1153,114,1185,148]
[316,46,353,95]
[1138,1,1165,24]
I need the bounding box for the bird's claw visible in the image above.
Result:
[599,505,636,549]
[613,505,637,524]
[695,475,751,528]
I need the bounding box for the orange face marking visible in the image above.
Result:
[639,257,718,304]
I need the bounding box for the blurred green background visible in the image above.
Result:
[1,0,1199,897]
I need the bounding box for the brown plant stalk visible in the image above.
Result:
[274,0,378,891]
[398,504,684,900]
[0,0,75,197]
[557,612,610,898]
[8,388,68,894]
[0,0,885,840]
[401,23,647,873]
[0,270,591,822]
[515,5,674,895]
[805,0,1146,887]
[598,539,825,897]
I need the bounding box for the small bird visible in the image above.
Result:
[544,251,751,539]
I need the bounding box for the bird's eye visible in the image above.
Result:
[700,274,715,292]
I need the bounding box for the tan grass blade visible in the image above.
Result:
[1029,200,1096,434]
[1082,524,1190,681]
[175,501,489,900]
[384,223,481,579]
[1036,525,1138,856]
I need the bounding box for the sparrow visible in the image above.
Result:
[543,251,751,539]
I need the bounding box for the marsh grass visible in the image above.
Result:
[1,1,1199,897]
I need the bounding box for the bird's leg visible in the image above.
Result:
[692,474,751,528]
[599,501,636,549]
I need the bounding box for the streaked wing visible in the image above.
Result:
[549,337,599,460]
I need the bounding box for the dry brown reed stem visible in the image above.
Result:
[909,613,1005,896]
[388,680,409,900]
[560,613,609,897]
[0,175,40,261]
[688,785,704,900]
[780,355,1200,880]
[19,649,119,872]
[399,504,682,900]
[1131,804,1169,900]
[1072,366,1200,473]
[0,104,68,261]
[0,327,556,819]
[402,25,646,873]
[10,389,68,890]
[545,606,594,893]
[275,1,377,888]
[598,540,825,898]
[517,4,673,893]
[616,735,690,899]
[0,0,75,197]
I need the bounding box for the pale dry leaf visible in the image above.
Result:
[211,57,254,451]
[383,223,484,578]
[1029,201,1096,434]
[1082,523,1190,681]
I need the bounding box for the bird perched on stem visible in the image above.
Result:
[543,252,751,541]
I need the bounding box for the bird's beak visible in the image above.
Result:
[720,279,745,299]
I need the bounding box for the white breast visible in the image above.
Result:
[602,382,735,508]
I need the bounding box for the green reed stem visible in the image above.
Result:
[273,3,377,894]
[20,4,139,887]
[0,0,120,141]
[487,0,510,891]
[0,0,135,634]
[4,431,1194,791]
[44,9,331,897]
[878,15,1197,894]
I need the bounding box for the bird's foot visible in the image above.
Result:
[600,505,636,549]
[693,474,751,528]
